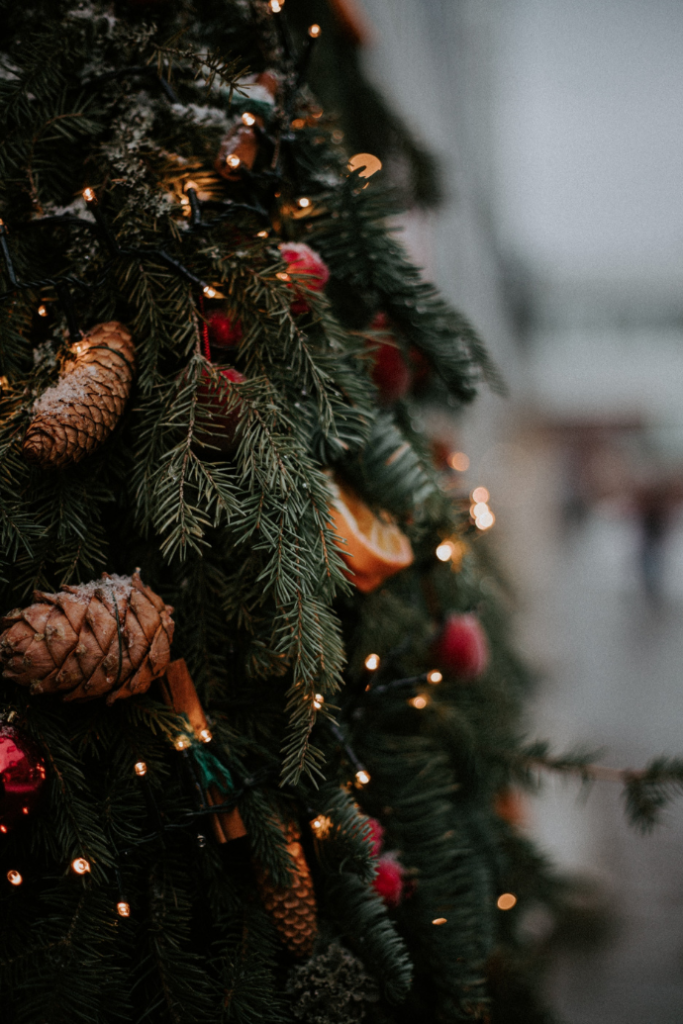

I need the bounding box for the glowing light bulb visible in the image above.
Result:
[203,286,217,299]
[226,154,241,169]
[472,502,489,518]
[270,0,282,12]
[134,761,147,777]
[475,511,495,531]
[448,452,470,472]
[312,694,324,710]
[432,917,447,926]
[256,230,269,238]
[0,377,8,391]
[82,187,95,203]
[0,825,8,834]
[71,857,90,875]
[364,653,380,671]
[427,670,443,684]
[308,23,321,37]
[7,870,22,886]
[310,814,332,837]
[409,695,428,709]
[276,272,290,282]
[199,728,213,744]
[471,487,489,503]
[184,180,199,193]
[117,901,131,917]
[436,542,453,562]
[174,736,191,751]
[37,304,48,317]
[297,197,311,208]
[347,153,383,179]
[241,111,256,126]
[355,769,371,786]
[21,806,29,815]
[497,893,517,911]
[291,118,306,129]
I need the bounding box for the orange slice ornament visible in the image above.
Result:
[327,476,414,592]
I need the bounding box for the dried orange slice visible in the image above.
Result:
[328,476,413,593]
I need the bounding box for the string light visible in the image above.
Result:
[427,670,443,684]
[364,653,380,671]
[116,901,131,917]
[184,180,199,193]
[241,112,256,126]
[71,857,91,875]
[432,917,447,926]
[312,694,324,710]
[475,510,495,531]
[347,153,382,179]
[436,541,454,562]
[37,304,48,317]
[173,736,191,751]
[497,893,517,911]
[134,761,147,777]
[269,0,282,12]
[256,230,269,238]
[471,502,489,519]
[0,377,8,391]
[226,154,241,169]
[471,487,489,503]
[276,272,290,282]
[355,769,371,787]
[199,728,213,744]
[448,452,470,471]
[409,695,428,710]
[308,23,321,37]
[202,285,217,299]
[291,118,306,129]
[7,870,22,886]
[310,814,333,838]
[0,825,7,834]
[21,806,29,815]
[297,197,311,208]
[82,187,96,203]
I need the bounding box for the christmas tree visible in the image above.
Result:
[5,3,683,1023]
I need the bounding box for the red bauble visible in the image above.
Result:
[208,311,242,349]
[197,367,246,453]
[366,816,385,857]
[373,854,405,907]
[368,313,411,403]
[0,724,46,832]
[435,613,489,680]
[279,243,329,313]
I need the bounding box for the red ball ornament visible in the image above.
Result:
[208,311,242,349]
[366,816,385,857]
[279,243,329,314]
[368,314,411,403]
[434,613,489,680]
[197,367,246,453]
[0,724,46,832]
[373,854,405,907]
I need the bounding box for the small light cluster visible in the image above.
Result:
[364,653,380,671]
[308,23,321,38]
[448,451,470,472]
[173,736,191,751]
[470,487,495,531]
[310,814,333,838]
[241,111,256,127]
[355,769,371,787]
[312,693,324,710]
[435,538,466,568]
[7,869,22,886]
[409,695,428,710]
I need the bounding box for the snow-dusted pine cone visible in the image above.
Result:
[0,571,174,703]
[253,819,318,957]
[23,321,135,468]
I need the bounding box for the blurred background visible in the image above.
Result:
[353,0,683,1020]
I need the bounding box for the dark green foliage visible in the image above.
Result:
[286,942,380,1023]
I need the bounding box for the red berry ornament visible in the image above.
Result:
[0,724,46,832]
[366,816,385,856]
[208,311,242,349]
[435,613,489,680]
[373,854,405,907]
[279,243,329,313]
[197,367,246,453]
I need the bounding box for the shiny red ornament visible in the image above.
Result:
[435,613,489,680]
[0,724,46,832]
[373,854,405,907]
[279,243,329,313]
[197,367,246,453]
[208,311,242,349]
[366,816,384,856]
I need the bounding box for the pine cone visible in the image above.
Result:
[254,819,318,957]
[23,321,135,468]
[0,571,174,704]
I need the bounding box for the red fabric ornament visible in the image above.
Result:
[368,314,411,403]
[208,311,242,349]
[435,613,489,680]
[279,243,329,313]
[0,724,46,832]
[197,367,246,453]
[366,816,385,856]
[373,854,405,907]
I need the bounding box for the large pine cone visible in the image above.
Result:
[253,819,318,958]
[23,321,135,468]
[0,571,174,703]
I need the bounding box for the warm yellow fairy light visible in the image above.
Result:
[82,187,96,203]
[409,695,428,710]
[226,154,241,169]
[37,304,48,317]
[256,230,269,238]
[432,917,447,926]
[117,901,131,917]
[497,893,517,911]
[270,0,282,12]
[199,728,213,744]
[436,541,454,562]
[71,857,91,875]
[174,736,191,751]
[241,112,256,126]
[427,670,443,684]
[291,118,306,130]
[184,180,199,193]
[355,769,371,786]
[21,806,29,815]
[297,197,311,208]
[364,653,380,671]
[276,272,290,282]
[7,869,22,886]
[0,377,8,391]
[471,502,489,519]
[308,23,321,37]
[312,694,324,710]
[203,286,217,299]
[448,452,470,472]
[475,511,495,531]
[134,761,147,777]
[0,825,7,834]
[471,487,489,503]
[347,153,382,179]
[310,814,333,838]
